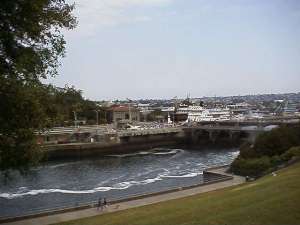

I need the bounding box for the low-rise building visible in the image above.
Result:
[107,105,140,124]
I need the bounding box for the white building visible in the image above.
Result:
[177,106,231,122]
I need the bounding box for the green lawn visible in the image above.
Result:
[58,163,300,225]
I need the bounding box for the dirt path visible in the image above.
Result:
[1,168,245,225]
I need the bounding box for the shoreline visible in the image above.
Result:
[0,166,244,225]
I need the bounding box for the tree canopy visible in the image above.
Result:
[0,0,76,81]
[0,0,77,172]
[230,124,300,177]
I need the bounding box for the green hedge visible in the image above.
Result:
[231,125,300,177]
[280,146,300,161]
[231,146,300,177]
[231,156,271,177]
[254,126,300,157]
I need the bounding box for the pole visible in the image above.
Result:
[129,103,132,122]
[73,111,77,127]
[173,110,175,125]
[95,110,99,126]
[173,96,177,126]
[127,98,132,123]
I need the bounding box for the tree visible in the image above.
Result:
[0,81,46,172]
[0,0,76,81]
[254,125,300,156]
[0,0,76,172]
[230,124,300,177]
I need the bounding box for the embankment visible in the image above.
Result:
[43,132,185,160]
[43,127,251,160]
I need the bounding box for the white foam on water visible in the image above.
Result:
[0,174,165,199]
[161,171,203,178]
[18,187,28,191]
[0,185,129,199]
[96,176,123,186]
[135,169,156,178]
[40,161,82,170]
[107,149,184,158]
[0,168,204,200]
[107,152,151,158]
[0,188,99,199]
[152,149,182,155]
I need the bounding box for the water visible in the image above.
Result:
[0,148,239,218]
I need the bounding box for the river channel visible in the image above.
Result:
[0,147,239,218]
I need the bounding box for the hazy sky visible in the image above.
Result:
[46,0,300,100]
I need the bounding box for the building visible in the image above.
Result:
[138,103,153,121]
[180,106,231,122]
[283,101,298,114]
[107,105,140,124]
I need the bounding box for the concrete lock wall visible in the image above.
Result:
[43,128,260,160]
[44,132,185,160]
[183,129,256,147]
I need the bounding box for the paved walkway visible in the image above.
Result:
[2,168,245,225]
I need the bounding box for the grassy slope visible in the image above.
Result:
[59,163,300,225]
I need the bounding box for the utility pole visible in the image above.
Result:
[73,111,78,128]
[95,110,99,126]
[129,103,132,122]
[127,98,132,122]
[173,96,177,126]
[214,94,217,108]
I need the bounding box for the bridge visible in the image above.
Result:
[182,118,299,144]
[40,120,299,159]
[117,127,182,137]
[185,125,266,132]
[38,118,299,146]
[118,123,278,145]
[195,118,299,127]
[183,125,269,145]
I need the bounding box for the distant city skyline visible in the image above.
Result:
[46,0,300,100]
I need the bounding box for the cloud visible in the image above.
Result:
[68,0,173,36]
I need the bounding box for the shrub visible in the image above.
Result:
[280,146,300,162]
[231,125,300,177]
[270,155,283,166]
[254,126,300,157]
[239,142,259,159]
[231,156,271,177]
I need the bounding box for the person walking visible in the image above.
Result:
[103,198,107,208]
[97,197,102,211]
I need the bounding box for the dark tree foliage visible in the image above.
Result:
[254,126,300,156]
[0,79,46,172]
[231,156,272,177]
[0,0,76,81]
[39,84,99,127]
[231,124,300,177]
[0,0,76,172]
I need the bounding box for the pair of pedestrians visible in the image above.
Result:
[97,197,107,211]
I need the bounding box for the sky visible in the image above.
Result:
[46,0,300,100]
